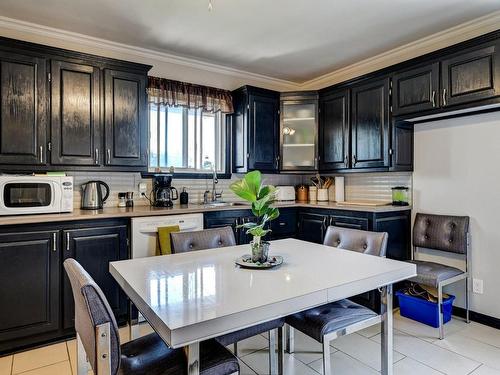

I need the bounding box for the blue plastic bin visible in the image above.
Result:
[396,290,455,328]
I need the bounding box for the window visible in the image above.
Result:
[149,104,226,173]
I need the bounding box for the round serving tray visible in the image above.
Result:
[235,255,283,269]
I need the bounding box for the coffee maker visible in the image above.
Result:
[152,174,178,207]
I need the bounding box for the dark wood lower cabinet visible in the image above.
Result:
[297,212,328,244]
[62,225,128,331]
[0,220,128,355]
[297,208,411,312]
[0,208,410,354]
[0,231,59,352]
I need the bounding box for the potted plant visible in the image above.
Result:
[230,170,280,263]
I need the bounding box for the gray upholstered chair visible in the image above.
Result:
[170,226,237,253]
[285,226,388,375]
[63,258,239,375]
[409,213,470,339]
[171,227,285,375]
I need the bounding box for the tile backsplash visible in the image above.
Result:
[69,171,412,209]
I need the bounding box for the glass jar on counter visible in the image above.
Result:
[391,187,409,206]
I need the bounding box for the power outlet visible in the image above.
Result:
[473,278,484,294]
[138,182,147,195]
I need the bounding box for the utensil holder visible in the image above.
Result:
[317,188,328,201]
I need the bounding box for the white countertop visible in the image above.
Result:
[110,238,416,347]
[0,201,410,226]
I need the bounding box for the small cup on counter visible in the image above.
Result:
[118,192,127,207]
[308,186,317,202]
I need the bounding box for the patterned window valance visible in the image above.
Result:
[147,76,234,113]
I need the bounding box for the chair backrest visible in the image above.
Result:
[413,213,470,254]
[64,258,120,375]
[170,226,237,253]
[323,226,388,257]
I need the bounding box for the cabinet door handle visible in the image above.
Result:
[52,232,57,252]
[352,155,357,166]
[442,89,447,106]
[40,146,43,164]
[107,149,111,164]
[431,90,436,107]
[95,148,99,164]
[344,155,349,167]
[66,233,70,251]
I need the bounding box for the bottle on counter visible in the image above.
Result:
[180,187,189,205]
[126,192,134,207]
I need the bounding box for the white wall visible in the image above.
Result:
[413,111,500,319]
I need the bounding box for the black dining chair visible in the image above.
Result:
[285,226,388,375]
[171,226,285,375]
[409,213,470,339]
[63,258,239,375]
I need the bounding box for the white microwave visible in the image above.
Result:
[0,175,74,216]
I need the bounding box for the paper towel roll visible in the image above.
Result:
[334,176,345,202]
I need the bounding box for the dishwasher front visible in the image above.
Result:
[131,213,204,259]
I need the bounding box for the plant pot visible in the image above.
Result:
[250,240,270,263]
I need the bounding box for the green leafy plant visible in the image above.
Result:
[229,170,280,246]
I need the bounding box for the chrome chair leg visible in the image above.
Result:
[285,325,294,354]
[465,278,470,324]
[438,283,444,340]
[269,328,277,375]
[278,327,284,375]
[322,340,331,375]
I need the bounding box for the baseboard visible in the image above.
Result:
[453,306,500,330]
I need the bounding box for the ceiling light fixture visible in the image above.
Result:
[208,0,213,12]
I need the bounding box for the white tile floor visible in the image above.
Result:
[2,311,500,375]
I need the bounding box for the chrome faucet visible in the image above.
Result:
[211,167,222,202]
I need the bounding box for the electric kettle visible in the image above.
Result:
[81,180,110,209]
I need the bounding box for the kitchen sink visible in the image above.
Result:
[202,201,250,208]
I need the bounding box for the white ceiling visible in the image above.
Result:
[0,0,499,83]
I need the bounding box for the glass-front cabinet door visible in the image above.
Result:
[280,93,318,171]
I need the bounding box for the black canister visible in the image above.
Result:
[180,187,188,205]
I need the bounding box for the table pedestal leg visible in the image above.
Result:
[381,284,393,375]
[186,342,200,375]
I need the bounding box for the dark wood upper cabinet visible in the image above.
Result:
[62,225,128,330]
[441,42,500,107]
[232,86,279,173]
[319,89,350,171]
[0,230,59,349]
[51,60,100,166]
[104,69,148,167]
[248,93,279,172]
[351,78,390,169]
[0,51,47,165]
[391,121,413,171]
[392,62,440,115]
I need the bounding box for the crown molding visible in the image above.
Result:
[300,11,500,90]
[0,16,301,91]
[0,12,499,92]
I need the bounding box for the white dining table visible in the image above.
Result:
[110,238,416,375]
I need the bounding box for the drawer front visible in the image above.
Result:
[329,215,369,230]
[271,210,297,236]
